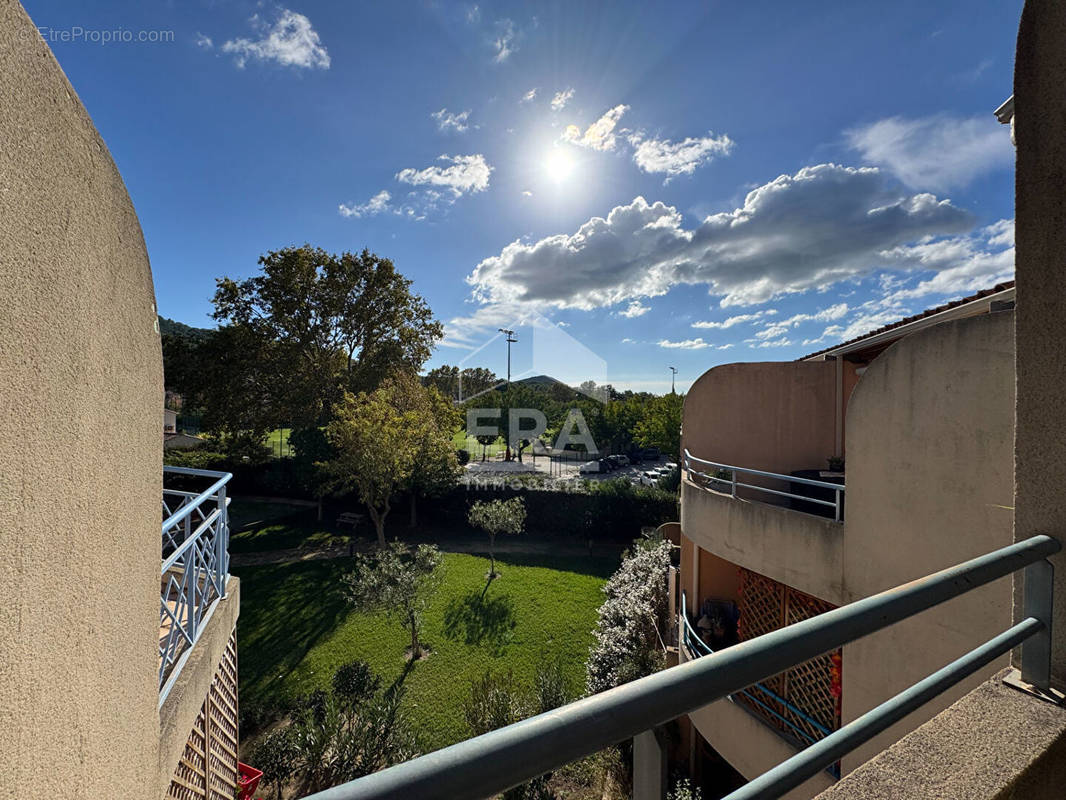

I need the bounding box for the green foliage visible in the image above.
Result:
[668,777,703,800]
[468,497,527,538]
[163,449,228,469]
[586,540,672,695]
[343,542,443,657]
[632,392,684,459]
[657,465,681,493]
[424,365,500,402]
[468,497,527,576]
[331,660,382,709]
[248,728,299,800]
[254,662,414,797]
[203,245,441,436]
[456,449,471,466]
[462,663,574,800]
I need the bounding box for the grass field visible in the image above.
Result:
[233,549,616,752]
[264,427,294,458]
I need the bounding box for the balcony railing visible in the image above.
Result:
[160,466,232,702]
[684,449,845,522]
[300,534,1058,800]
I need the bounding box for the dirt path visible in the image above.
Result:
[230,534,622,568]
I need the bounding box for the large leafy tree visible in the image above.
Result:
[209,245,442,432]
[633,392,684,458]
[319,374,459,544]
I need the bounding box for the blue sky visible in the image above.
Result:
[27,0,1019,392]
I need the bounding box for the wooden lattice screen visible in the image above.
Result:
[166,630,239,800]
[735,569,841,745]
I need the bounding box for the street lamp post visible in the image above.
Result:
[669,366,678,394]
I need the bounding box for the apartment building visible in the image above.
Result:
[677,283,1017,796]
[0,3,243,798]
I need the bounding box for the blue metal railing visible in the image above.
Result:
[301,534,1058,800]
[159,466,232,703]
[680,593,839,778]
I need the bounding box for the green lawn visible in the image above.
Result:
[264,427,294,458]
[234,550,616,752]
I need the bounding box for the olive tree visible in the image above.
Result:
[467,497,526,579]
[344,542,442,658]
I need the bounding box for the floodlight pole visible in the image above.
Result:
[669,366,678,394]
[499,329,518,460]
[499,329,517,386]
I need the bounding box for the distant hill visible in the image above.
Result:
[159,316,213,342]
[514,374,572,389]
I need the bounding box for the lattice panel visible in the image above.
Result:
[166,630,239,800]
[735,568,841,746]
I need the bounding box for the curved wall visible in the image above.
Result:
[0,2,164,798]
[839,311,1015,771]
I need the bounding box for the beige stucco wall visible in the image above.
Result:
[839,311,1015,772]
[681,479,846,604]
[0,2,164,798]
[682,361,839,492]
[1014,0,1066,689]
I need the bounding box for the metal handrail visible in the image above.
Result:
[684,448,845,522]
[159,466,232,702]
[301,534,1059,800]
[679,593,833,749]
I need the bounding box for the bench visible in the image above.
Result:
[336,512,365,528]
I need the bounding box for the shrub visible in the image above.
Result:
[249,728,299,800]
[332,659,381,709]
[456,448,471,466]
[586,540,672,695]
[657,465,681,493]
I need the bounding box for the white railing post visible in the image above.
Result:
[835,488,842,523]
[216,485,228,598]
[731,467,737,497]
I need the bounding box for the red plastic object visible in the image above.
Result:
[237,762,263,800]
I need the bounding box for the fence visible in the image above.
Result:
[684,449,845,522]
[160,466,232,701]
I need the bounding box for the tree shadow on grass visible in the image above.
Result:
[443,586,517,651]
[234,560,353,706]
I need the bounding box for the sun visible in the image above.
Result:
[544,149,576,183]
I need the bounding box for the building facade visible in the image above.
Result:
[678,286,1017,797]
[0,2,241,798]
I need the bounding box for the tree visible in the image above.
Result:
[344,541,443,658]
[401,379,462,527]
[633,392,684,459]
[319,378,418,545]
[468,497,526,579]
[210,245,443,432]
[249,728,298,800]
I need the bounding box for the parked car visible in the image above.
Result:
[606,454,628,469]
[599,458,615,472]
[579,460,603,474]
[643,447,661,460]
[640,469,662,486]
[614,454,631,466]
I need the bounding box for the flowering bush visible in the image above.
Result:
[585,540,672,695]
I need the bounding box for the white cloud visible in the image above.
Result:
[221,9,330,69]
[692,309,777,329]
[617,300,650,318]
[630,131,733,180]
[432,108,471,133]
[752,337,793,348]
[467,163,978,311]
[396,154,492,197]
[338,190,391,218]
[659,338,713,350]
[195,33,213,49]
[846,115,1013,192]
[563,105,628,151]
[521,88,538,103]
[752,303,850,339]
[522,190,533,197]
[877,218,1015,302]
[493,19,517,62]
[621,337,636,344]
[550,88,575,111]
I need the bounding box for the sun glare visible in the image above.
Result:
[544,149,575,183]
